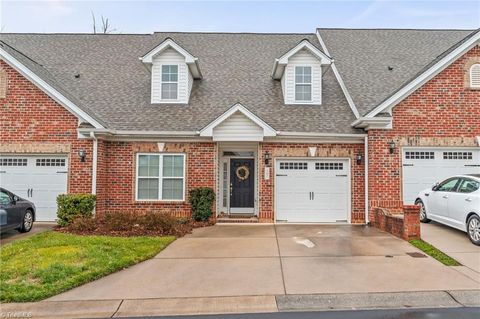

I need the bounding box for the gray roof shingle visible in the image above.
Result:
[1,32,361,134]
[317,28,474,116]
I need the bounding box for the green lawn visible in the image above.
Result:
[409,239,461,266]
[0,231,175,302]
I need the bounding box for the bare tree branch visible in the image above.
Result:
[91,11,96,34]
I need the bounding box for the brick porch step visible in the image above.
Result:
[216,215,259,223]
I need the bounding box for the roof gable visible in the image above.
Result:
[272,39,332,79]
[140,38,202,79]
[200,103,276,141]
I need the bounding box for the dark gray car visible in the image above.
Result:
[0,188,35,233]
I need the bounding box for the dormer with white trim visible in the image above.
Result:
[141,38,202,104]
[272,40,332,105]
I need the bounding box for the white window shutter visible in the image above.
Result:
[470,64,480,88]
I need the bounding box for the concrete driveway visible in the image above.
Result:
[422,221,480,281]
[0,222,55,245]
[49,224,480,301]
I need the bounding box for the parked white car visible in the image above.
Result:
[415,174,480,245]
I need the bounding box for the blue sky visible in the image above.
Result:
[1,1,479,33]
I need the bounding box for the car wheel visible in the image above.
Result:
[416,199,430,223]
[19,210,34,233]
[467,215,480,246]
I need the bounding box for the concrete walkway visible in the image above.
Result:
[2,290,479,318]
[49,225,480,301]
[422,222,480,282]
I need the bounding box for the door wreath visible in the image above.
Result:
[235,165,250,181]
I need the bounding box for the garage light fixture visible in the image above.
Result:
[78,149,86,162]
[388,140,396,154]
[356,153,363,165]
[264,152,271,166]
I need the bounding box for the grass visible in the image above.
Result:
[409,239,461,266]
[0,231,175,302]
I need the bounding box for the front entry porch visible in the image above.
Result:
[217,143,259,222]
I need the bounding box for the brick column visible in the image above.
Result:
[402,205,421,240]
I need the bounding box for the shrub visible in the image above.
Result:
[189,187,215,221]
[103,212,137,231]
[57,194,96,227]
[67,216,97,232]
[138,213,177,232]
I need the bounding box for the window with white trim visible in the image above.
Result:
[136,154,185,201]
[470,64,480,88]
[161,65,178,99]
[295,66,312,101]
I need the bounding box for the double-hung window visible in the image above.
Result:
[136,154,185,201]
[161,65,178,99]
[295,66,312,102]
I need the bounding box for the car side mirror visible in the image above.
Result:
[12,195,19,204]
[432,183,439,191]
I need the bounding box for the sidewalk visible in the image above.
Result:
[1,290,479,319]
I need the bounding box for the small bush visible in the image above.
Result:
[68,216,97,232]
[103,212,137,231]
[57,194,96,227]
[189,187,215,221]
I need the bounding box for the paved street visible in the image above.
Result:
[115,308,480,319]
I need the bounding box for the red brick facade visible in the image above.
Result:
[0,60,93,194]
[367,46,480,220]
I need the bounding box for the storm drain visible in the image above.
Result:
[406,252,427,258]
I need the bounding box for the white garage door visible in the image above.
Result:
[0,155,68,221]
[275,159,350,223]
[402,148,480,204]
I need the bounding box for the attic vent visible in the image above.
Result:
[0,68,6,98]
[470,64,480,88]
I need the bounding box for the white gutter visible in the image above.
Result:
[364,136,369,225]
[277,131,367,138]
[90,132,98,195]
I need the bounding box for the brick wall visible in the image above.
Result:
[0,60,93,194]
[371,205,421,240]
[259,143,365,223]
[368,46,480,218]
[97,141,216,217]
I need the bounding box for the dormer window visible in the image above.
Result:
[161,65,179,99]
[271,39,332,105]
[140,38,202,104]
[295,66,312,101]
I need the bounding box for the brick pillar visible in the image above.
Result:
[402,205,421,240]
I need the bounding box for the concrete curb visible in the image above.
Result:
[1,290,478,318]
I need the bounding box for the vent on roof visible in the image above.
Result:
[470,64,480,88]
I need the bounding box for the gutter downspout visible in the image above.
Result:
[364,136,369,225]
[90,132,98,216]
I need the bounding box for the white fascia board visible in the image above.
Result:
[276,131,367,138]
[199,103,277,137]
[351,117,393,130]
[316,30,360,119]
[140,38,202,79]
[366,31,480,118]
[272,39,332,79]
[0,47,104,129]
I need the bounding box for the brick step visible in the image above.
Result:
[216,216,259,223]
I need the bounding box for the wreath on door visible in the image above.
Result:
[235,165,250,181]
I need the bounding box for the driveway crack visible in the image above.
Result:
[111,299,124,318]
[445,290,465,307]
[274,224,287,295]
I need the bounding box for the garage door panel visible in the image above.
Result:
[275,159,350,223]
[402,149,480,204]
[0,155,68,221]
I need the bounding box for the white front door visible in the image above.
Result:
[0,155,68,221]
[275,159,350,223]
[402,148,480,204]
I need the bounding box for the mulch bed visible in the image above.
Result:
[56,215,214,237]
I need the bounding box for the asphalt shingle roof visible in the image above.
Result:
[317,28,474,116]
[1,32,360,134]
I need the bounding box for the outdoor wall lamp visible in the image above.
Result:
[264,152,271,166]
[388,140,396,154]
[356,153,363,165]
[78,149,86,162]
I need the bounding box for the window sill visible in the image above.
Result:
[135,199,186,203]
